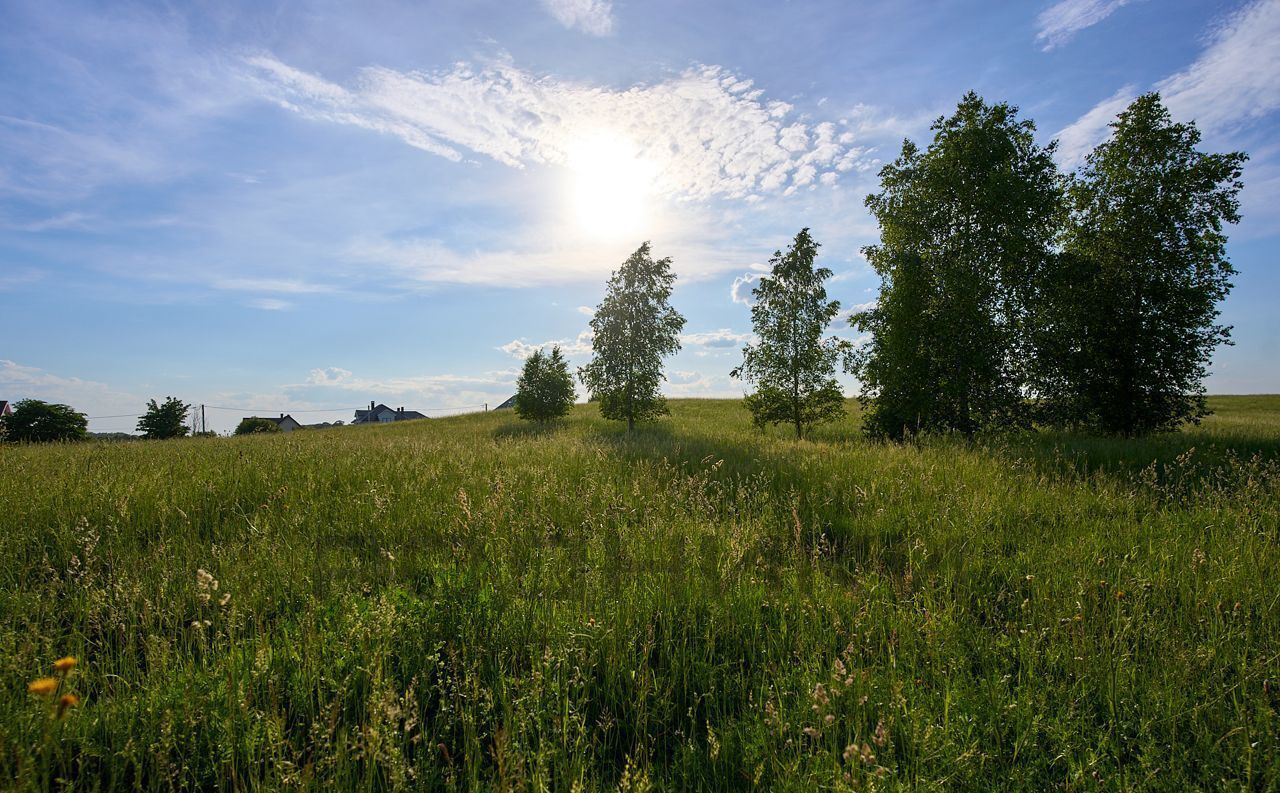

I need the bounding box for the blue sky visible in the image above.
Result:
[2,0,1277,433]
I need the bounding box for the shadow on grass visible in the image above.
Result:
[492,420,571,440]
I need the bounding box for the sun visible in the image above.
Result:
[566,130,657,242]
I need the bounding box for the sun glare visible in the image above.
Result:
[567,130,657,242]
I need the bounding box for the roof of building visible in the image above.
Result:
[495,395,517,410]
[242,414,298,425]
[353,403,428,423]
[0,400,10,415]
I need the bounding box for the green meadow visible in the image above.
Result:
[1,396,1277,791]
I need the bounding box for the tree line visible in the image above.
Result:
[515,91,1245,439]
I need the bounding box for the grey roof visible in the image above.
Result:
[243,414,298,425]
[354,403,428,423]
[495,395,517,410]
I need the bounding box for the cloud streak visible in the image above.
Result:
[246,54,870,202]
[1036,0,1135,50]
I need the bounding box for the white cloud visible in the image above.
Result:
[540,0,613,35]
[0,360,141,427]
[1053,85,1138,169]
[306,367,354,385]
[730,272,763,306]
[1053,0,1280,169]
[215,277,334,294]
[499,330,594,358]
[1036,0,1135,51]
[681,329,755,348]
[247,298,292,310]
[576,305,595,316]
[246,54,871,202]
[1157,0,1280,132]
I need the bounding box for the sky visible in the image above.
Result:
[1,0,1278,434]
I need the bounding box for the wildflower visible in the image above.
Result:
[56,693,79,718]
[802,726,821,738]
[53,656,77,673]
[824,714,835,725]
[28,678,58,697]
[219,593,232,607]
[873,719,888,747]
[859,743,876,765]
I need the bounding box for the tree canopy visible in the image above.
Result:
[579,242,686,431]
[137,397,191,440]
[515,346,576,423]
[733,228,848,437]
[1030,93,1246,435]
[235,418,281,435]
[0,399,88,443]
[851,92,1062,438]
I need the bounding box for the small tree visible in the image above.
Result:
[732,228,848,437]
[579,242,687,431]
[235,418,281,435]
[137,397,191,439]
[1031,93,1246,435]
[0,399,88,443]
[515,346,576,423]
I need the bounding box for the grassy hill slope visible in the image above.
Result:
[1,397,1277,790]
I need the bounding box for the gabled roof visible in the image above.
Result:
[243,414,298,426]
[353,403,428,422]
[495,395,517,410]
[0,400,10,415]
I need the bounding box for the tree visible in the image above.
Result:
[0,399,88,443]
[137,397,191,439]
[1030,94,1246,436]
[732,228,848,437]
[515,345,577,423]
[579,242,687,431]
[850,92,1062,439]
[235,418,281,435]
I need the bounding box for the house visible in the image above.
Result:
[352,401,428,424]
[494,395,517,410]
[0,401,11,417]
[243,413,302,432]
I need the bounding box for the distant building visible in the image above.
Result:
[242,414,302,432]
[352,402,428,424]
[0,401,11,417]
[494,395,517,410]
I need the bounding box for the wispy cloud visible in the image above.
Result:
[245,54,872,202]
[540,0,614,35]
[0,359,140,424]
[247,298,292,311]
[1053,0,1280,168]
[1157,0,1280,132]
[1054,85,1138,169]
[1036,0,1136,51]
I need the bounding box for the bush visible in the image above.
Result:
[235,418,281,435]
[515,346,576,423]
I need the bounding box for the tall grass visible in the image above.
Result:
[1,397,1277,790]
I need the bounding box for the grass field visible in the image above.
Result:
[1,397,1278,790]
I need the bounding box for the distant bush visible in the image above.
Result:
[235,418,281,435]
[0,399,87,443]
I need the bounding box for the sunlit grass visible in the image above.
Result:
[1,397,1277,789]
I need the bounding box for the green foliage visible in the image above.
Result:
[852,92,1062,439]
[579,241,686,430]
[514,345,576,423]
[0,399,87,443]
[0,397,1277,789]
[733,228,848,437]
[234,417,281,435]
[1031,93,1247,436]
[136,397,191,440]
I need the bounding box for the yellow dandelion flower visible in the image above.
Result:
[53,656,77,672]
[28,677,58,697]
[56,693,80,717]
